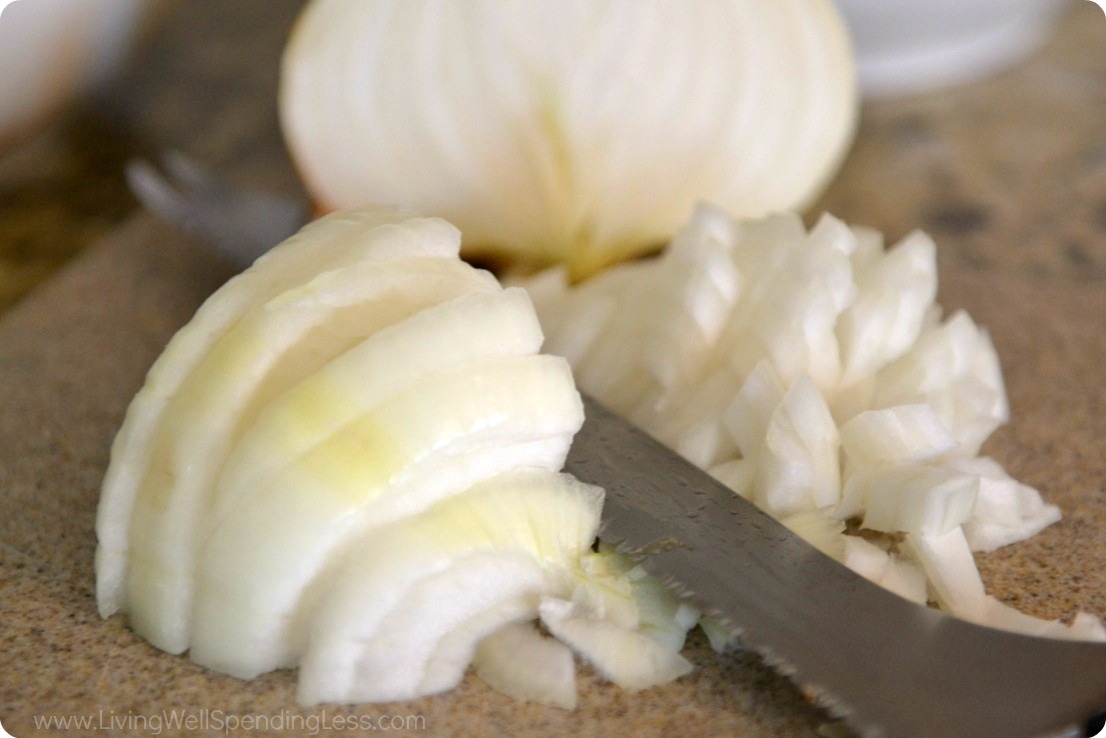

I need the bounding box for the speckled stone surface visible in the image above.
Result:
[1,1,1105,737]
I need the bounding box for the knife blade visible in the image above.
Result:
[567,395,1106,738]
[128,157,1106,738]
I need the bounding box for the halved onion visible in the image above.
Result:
[279,0,857,278]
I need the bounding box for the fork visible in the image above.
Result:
[126,152,310,264]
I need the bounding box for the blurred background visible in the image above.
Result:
[0,0,1102,312]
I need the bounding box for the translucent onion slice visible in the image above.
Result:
[212,287,543,518]
[99,204,702,706]
[308,551,548,703]
[189,356,583,678]
[95,207,458,617]
[123,256,495,653]
[297,471,602,705]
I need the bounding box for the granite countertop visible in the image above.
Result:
[1,2,1104,736]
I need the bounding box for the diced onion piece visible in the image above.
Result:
[724,361,788,460]
[956,457,1061,553]
[842,536,927,605]
[871,311,1008,456]
[880,555,929,606]
[836,230,936,389]
[707,458,756,499]
[699,616,744,653]
[842,534,889,582]
[839,404,958,466]
[902,528,987,622]
[539,598,693,691]
[625,568,701,652]
[780,511,846,561]
[861,465,979,536]
[474,623,578,710]
[906,530,1106,638]
[644,206,742,391]
[755,375,841,516]
[980,597,1106,642]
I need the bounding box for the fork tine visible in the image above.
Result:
[126,155,309,266]
[126,159,192,224]
[160,150,213,194]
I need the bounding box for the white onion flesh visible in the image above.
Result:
[473,623,578,710]
[279,0,857,278]
[96,206,697,708]
[297,470,600,704]
[538,597,694,691]
[842,536,927,605]
[521,205,1104,641]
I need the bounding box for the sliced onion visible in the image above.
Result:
[100,205,701,707]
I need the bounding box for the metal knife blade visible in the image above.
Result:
[128,158,1106,738]
[566,395,1106,738]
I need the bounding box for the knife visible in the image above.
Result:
[129,156,1106,738]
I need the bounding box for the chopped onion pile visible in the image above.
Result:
[522,204,1105,641]
[95,205,695,706]
[280,0,857,279]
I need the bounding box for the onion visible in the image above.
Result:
[521,205,1105,641]
[96,205,697,707]
[279,0,857,278]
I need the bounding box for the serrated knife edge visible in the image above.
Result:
[567,393,1106,738]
